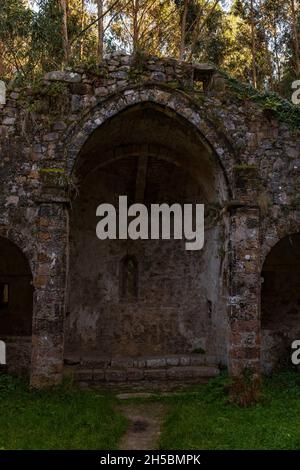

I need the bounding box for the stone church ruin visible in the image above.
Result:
[0,53,299,387]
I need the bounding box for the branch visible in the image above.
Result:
[188,0,220,60]
[138,6,177,43]
[138,0,158,26]
[104,0,132,33]
[186,0,210,34]
[70,0,121,46]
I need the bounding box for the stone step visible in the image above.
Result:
[64,353,218,370]
[68,364,219,384]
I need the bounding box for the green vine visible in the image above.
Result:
[222,72,300,130]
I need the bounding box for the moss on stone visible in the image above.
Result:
[223,73,300,130]
[233,164,257,170]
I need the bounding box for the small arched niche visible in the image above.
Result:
[120,255,138,300]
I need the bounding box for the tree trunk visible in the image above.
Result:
[250,0,257,88]
[133,0,140,52]
[188,0,220,61]
[79,0,85,60]
[60,0,70,65]
[264,36,274,90]
[291,0,300,77]
[273,21,281,83]
[97,0,104,61]
[179,0,189,60]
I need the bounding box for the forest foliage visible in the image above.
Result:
[0,0,299,99]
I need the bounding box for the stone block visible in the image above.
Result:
[190,354,206,366]
[144,369,166,380]
[81,356,110,368]
[127,368,144,381]
[146,358,166,368]
[44,71,81,83]
[76,369,93,382]
[133,359,146,368]
[2,117,15,125]
[166,356,180,366]
[167,366,218,379]
[95,87,108,96]
[111,358,134,369]
[93,370,105,382]
[179,356,191,366]
[105,369,127,382]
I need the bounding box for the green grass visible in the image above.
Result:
[2,371,300,450]
[158,371,300,450]
[0,375,126,450]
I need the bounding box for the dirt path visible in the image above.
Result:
[119,403,167,450]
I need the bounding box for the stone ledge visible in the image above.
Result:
[71,363,219,384]
[65,353,218,370]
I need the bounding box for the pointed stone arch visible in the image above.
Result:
[64,85,234,197]
[63,85,235,376]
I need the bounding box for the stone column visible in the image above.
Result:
[30,171,68,388]
[228,166,261,376]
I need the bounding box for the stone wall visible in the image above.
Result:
[0,51,299,386]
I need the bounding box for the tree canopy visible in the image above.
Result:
[0,0,299,98]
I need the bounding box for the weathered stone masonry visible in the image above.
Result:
[0,52,300,387]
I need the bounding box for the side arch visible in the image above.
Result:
[261,220,300,270]
[261,232,300,373]
[0,235,34,376]
[0,227,36,276]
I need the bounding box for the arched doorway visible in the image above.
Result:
[261,233,300,373]
[0,237,33,375]
[65,102,228,381]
